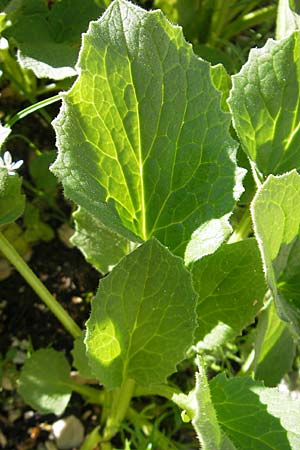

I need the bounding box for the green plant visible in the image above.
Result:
[1,0,300,449]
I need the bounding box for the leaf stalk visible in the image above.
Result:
[227,208,252,244]
[0,231,81,338]
[102,378,135,441]
[223,5,276,40]
[6,94,62,128]
[68,380,104,404]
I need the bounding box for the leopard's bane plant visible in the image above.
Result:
[1,0,300,448]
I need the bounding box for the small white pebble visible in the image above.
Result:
[24,410,35,420]
[52,415,84,450]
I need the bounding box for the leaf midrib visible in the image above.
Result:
[113,2,145,240]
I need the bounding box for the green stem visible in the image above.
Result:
[100,442,112,450]
[6,94,62,128]
[1,64,51,124]
[0,231,81,339]
[223,5,276,40]
[227,0,263,22]
[126,407,179,450]
[208,0,234,44]
[238,348,255,376]
[134,383,181,401]
[227,208,252,244]
[102,378,135,441]
[80,426,101,450]
[134,383,193,419]
[7,133,39,151]
[68,380,104,404]
[36,83,59,96]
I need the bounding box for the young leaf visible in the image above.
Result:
[184,214,232,265]
[229,32,300,176]
[52,0,238,256]
[71,206,130,274]
[29,150,58,194]
[4,0,106,79]
[191,239,266,343]
[0,168,25,225]
[85,238,197,389]
[191,357,223,450]
[19,349,72,415]
[210,64,232,112]
[251,170,300,335]
[23,202,54,243]
[255,301,296,387]
[210,374,299,449]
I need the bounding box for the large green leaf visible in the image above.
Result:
[85,238,197,389]
[71,206,130,273]
[191,239,266,343]
[19,349,72,415]
[0,168,25,225]
[51,0,238,256]
[210,374,300,449]
[254,301,296,387]
[4,0,107,79]
[251,170,300,335]
[229,32,300,176]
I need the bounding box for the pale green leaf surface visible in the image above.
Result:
[210,374,294,449]
[195,323,235,352]
[251,170,300,334]
[19,349,72,415]
[229,32,300,176]
[85,238,197,389]
[52,0,238,256]
[184,214,232,265]
[71,206,130,273]
[256,386,300,449]
[255,301,296,386]
[4,0,106,79]
[191,239,266,343]
[0,168,25,225]
[276,0,300,39]
[72,333,96,379]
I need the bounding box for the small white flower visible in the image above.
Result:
[0,151,23,175]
